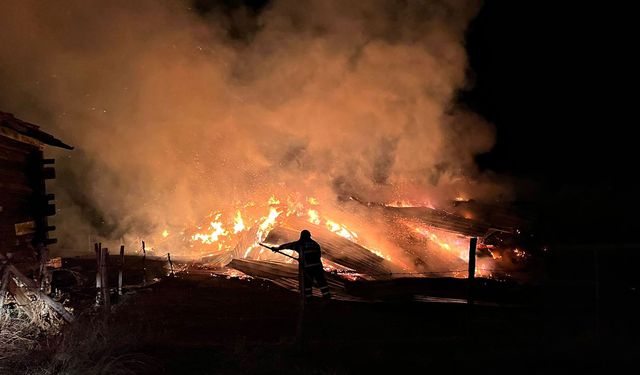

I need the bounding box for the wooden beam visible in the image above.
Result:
[467,237,477,306]
[118,245,124,295]
[101,248,110,311]
[7,265,74,322]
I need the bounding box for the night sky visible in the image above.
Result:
[464,1,634,243]
[465,1,621,186]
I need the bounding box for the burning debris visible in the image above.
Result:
[170,192,536,289]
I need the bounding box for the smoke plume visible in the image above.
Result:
[0,0,506,255]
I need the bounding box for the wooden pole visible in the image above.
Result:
[167,253,175,277]
[101,248,110,311]
[142,240,147,286]
[95,243,102,306]
[38,244,50,293]
[95,243,101,289]
[468,237,477,306]
[118,245,125,295]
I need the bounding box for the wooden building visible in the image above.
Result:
[0,111,72,270]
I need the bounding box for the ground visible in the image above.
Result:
[3,258,639,374]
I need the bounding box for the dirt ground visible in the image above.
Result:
[3,257,639,374]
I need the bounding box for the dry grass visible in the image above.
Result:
[1,308,158,375]
[0,300,59,373]
[33,313,157,375]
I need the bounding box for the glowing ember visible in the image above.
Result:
[162,229,169,238]
[384,200,435,209]
[513,248,527,258]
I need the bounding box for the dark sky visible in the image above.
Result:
[465,1,627,187]
[463,1,634,242]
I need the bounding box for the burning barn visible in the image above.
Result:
[183,191,536,300]
[0,111,72,272]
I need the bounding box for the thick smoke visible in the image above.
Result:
[0,0,506,255]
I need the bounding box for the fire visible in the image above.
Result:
[233,211,245,234]
[307,209,321,225]
[257,207,281,242]
[366,247,390,261]
[325,220,358,241]
[410,223,468,260]
[192,219,228,244]
[162,229,169,238]
[190,194,391,263]
[305,207,386,260]
[188,193,491,274]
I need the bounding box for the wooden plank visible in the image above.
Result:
[229,259,298,279]
[8,276,35,319]
[7,264,74,322]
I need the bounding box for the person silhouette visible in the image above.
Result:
[271,230,331,301]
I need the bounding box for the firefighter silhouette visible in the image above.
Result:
[272,230,331,301]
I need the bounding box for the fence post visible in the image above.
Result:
[467,237,477,306]
[101,248,110,311]
[167,253,175,277]
[118,245,125,296]
[95,243,102,306]
[142,241,147,286]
